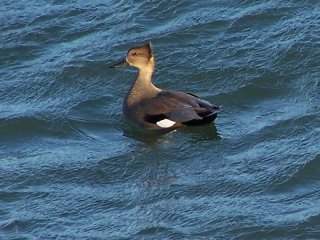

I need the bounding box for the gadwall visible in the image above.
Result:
[110,42,220,130]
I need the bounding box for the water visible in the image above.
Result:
[1,0,320,239]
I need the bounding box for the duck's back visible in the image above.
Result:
[125,90,220,130]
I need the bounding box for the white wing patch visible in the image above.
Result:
[156,119,176,128]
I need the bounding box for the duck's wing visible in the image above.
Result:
[142,91,220,128]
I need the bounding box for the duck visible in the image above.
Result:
[110,42,220,130]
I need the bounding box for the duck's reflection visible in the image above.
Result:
[122,123,220,144]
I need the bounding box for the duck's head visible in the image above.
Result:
[110,42,154,70]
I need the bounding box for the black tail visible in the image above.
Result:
[183,106,220,126]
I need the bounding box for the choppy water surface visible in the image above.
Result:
[1,0,320,239]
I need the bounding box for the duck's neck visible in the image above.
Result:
[125,68,160,105]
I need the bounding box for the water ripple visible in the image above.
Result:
[1,0,320,239]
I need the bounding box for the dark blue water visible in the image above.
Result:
[1,0,320,239]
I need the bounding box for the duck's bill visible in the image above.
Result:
[110,58,129,68]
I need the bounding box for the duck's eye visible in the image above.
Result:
[132,52,139,56]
